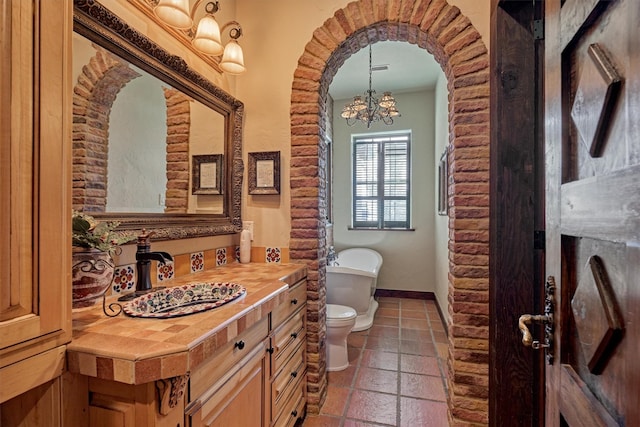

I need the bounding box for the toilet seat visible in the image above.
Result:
[326,304,357,327]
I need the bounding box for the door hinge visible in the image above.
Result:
[534,230,545,250]
[533,19,544,40]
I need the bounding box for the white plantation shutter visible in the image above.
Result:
[352,133,411,229]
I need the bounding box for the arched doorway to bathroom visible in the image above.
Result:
[289,2,490,425]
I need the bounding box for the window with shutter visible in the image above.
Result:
[352,132,411,229]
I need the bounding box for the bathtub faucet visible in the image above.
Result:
[327,246,339,266]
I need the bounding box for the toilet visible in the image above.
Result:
[326,248,383,331]
[326,303,357,372]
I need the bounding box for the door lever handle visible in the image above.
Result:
[518,314,552,347]
[517,276,556,364]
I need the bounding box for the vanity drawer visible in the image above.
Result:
[271,343,305,420]
[272,279,307,328]
[271,308,305,375]
[272,371,306,427]
[189,316,269,401]
[185,339,268,427]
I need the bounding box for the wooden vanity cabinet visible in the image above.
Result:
[269,279,307,427]
[186,278,308,427]
[66,277,308,427]
[0,0,72,419]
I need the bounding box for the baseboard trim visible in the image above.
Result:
[374,289,435,300]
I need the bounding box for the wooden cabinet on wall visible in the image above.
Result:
[0,0,72,417]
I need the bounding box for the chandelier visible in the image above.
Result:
[341,45,400,128]
[153,0,245,74]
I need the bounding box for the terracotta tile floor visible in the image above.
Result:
[302,297,449,427]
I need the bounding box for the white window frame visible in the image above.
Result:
[351,131,412,230]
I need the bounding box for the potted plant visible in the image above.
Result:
[71,211,136,308]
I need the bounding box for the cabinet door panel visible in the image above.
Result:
[0,0,71,366]
[188,341,268,427]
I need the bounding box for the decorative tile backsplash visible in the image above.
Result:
[108,245,290,292]
[266,247,282,263]
[112,264,135,294]
[216,248,227,266]
[157,260,174,282]
[191,252,204,273]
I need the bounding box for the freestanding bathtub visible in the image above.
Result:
[326,248,383,331]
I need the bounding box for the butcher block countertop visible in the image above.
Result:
[67,262,307,385]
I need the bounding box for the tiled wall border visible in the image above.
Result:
[106,246,290,298]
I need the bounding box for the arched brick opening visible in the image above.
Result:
[72,49,140,212]
[72,49,191,214]
[290,1,490,425]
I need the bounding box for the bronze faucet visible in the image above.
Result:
[118,229,172,301]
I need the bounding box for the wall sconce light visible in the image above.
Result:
[153,0,245,74]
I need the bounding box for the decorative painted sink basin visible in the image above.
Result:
[123,282,246,318]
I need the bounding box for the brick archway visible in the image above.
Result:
[290,2,490,425]
[72,49,141,212]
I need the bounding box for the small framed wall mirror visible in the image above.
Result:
[437,149,448,216]
[72,0,244,239]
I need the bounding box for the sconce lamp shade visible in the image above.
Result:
[219,40,246,74]
[154,0,192,29]
[152,0,246,74]
[192,14,224,56]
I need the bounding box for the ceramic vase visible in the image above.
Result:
[72,248,115,308]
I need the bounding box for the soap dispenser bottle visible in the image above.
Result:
[240,229,251,263]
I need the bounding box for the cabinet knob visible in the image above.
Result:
[291,410,298,417]
[234,340,245,350]
[291,370,298,378]
[291,298,298,305]
[290,332,298,339]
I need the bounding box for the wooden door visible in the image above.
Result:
[544,0,640,425]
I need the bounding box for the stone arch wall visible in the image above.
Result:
[72,50,191,214]
[290,1,490,425]
[163,88,191,213]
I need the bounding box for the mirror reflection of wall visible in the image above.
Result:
[71,32,225,215]
[108,74,167,213]
[189,101,224,214]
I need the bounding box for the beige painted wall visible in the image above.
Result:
[236,0,489,248]
[331,90,438,292]
[81,0,489,261]
[434,75,450,313]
